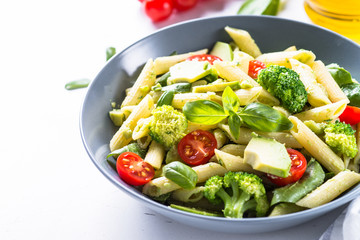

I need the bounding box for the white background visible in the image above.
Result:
[0,0,352,239]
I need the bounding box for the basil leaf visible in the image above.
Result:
[239,102,293,132]
[271,159,325,206]
[228,111,242,140]
[163,161,198,189]
[157,90,175,107]
[65,78,91,90]
[341,83,360,108]
[106,47,116,61]
[326,63,353,86]
[183,100,228,125]
[238,0,279,16]
[222,86,240,114]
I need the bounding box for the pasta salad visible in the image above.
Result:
[106,26,360,218]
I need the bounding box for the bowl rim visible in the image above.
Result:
[79,14,360,224]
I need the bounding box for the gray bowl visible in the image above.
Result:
[80,15,360,233]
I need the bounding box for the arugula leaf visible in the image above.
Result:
[163,161,198,189]
[239,102,293,132]
[106,47,116,61]
[238,0,280,16]
[183,100,228,125]
[222,86,241,114]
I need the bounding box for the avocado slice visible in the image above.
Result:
[243,135,291,178]
[167,61,212,85]
[210,41,233,61]
[192,81,241,93]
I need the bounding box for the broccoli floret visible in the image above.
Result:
[204,172,269,218]
[257,65,307,113]
[148,105,187,149]
[323,121,358,158]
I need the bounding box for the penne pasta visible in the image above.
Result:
[121,59,156,107]
[171,186,205,203]
[296,171,360,208]
[110,94,154,151]
[290,59,331,107]
[172,92,222,109]
[234,87,262,106]
[293,99,347,122]
[256,49,316,68]
[144,141,166,169]
[225,26,262,58]
[214,149,259,174]
[311,60,350,103]
[153,49,208,75]
[289,116,345,174]
[232,49,254,73]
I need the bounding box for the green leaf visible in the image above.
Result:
[65,78,91,90]
[228,111,242,140]
[183,100,228,125]
[163,161,198,189]
[341,83,360,108]
[238,0,280,16]
[161,83,191,93]
[222,86,241,114]
[239,102,293,132]
[106,47,116,61]
[157,90,175,107]
[271,159,325,206]
[326,63,353,87]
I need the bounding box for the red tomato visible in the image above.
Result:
[178,130,217,166]
[143,0,174,22]
[173,0,198,11]
[339,105,360,125]
[186,54,222,65]
[116,152,155,186]
[267,149,307,186]
[248,60,266,79]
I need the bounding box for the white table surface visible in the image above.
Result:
[0,0,351,239]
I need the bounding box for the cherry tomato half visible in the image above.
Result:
[186,54,222,65]
[248,60,266,79]
[116,152,155,186]
[173,0,198,11]
[339,105,360,125]
[178,130,217,166]
[143,0,174,22]
[267,149,307,186]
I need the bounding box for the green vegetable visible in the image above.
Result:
[64,78,91,90]
[161,82,191,93]
[271,159,325,206]
[238,0,280,16]
[326,63,353,86]
[157,90,175,107]
[183,87,293,139]
[268,203,306,217]
[106,143,146,170]
[106,47,116,61]
[149,105,187,149]
[341,83,360,108]
[324,121,358,158]
[163,161,198,189]
[170,204,222,217]
[156,72,171,87]
[204,171,269,218]
[257,65,308,113]
[239,102,293,132]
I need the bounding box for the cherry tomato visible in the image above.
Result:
[143,0,174,22]
[267,149,307,186]
[248,60,266,79]
[339,105,360,125]
[178,130,217,166]
[186,54,222,65]
[116,152,155,186]
[173,0,198,11]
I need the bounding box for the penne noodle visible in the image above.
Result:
[232,49,254,73]
[311,60,350,104]
[296,171,360,208]
[289,116,345,174]
[110,94,154,151]
[121,59,156,107]
[172,92,222,109]
[153,49,208,75]
[256,49,316,68]
[144,141,166,170]
[293,99,347,122]
[171,186,205,203]
[225,26,262,58]
[214,149,259,174]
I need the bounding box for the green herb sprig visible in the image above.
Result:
[183,86,293,139]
